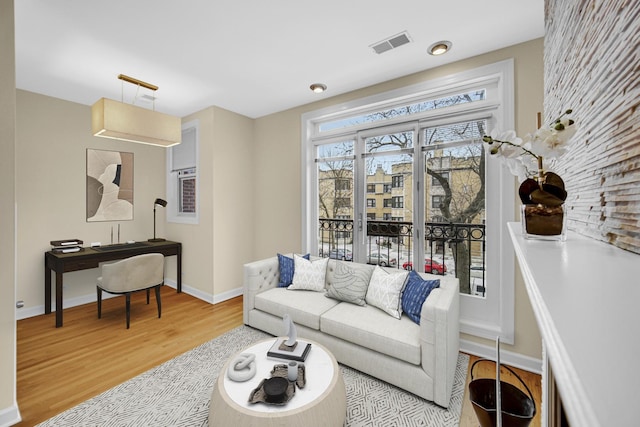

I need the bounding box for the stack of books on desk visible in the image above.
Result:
[50,239,84,253]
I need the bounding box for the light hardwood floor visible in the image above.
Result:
[17,288,541,426]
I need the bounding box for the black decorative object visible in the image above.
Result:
[262,377,289,403]
[148,198,167,242]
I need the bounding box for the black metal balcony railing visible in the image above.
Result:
[318,218,486,296]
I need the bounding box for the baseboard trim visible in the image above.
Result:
[213,287,243,304]
[15,292,118,321]
[17,281,241,321]
[163,279,213,303]
[0,403,21,427]
[162,280,241,305]
[460,338,542,374]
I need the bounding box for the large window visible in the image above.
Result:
[303,60,516,343]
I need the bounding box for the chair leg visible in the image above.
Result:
[97,287,102,319]
[155,285,162,319]
[146,288,150,304]
[125,293,131,329]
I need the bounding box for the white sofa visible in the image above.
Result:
[243,256,460,408]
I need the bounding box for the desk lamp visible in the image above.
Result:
[148,198,168,242]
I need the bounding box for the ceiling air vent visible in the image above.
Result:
[370,31,412,54]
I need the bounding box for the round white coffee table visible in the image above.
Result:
[209,338,346,426]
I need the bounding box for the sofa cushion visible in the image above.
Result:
[321,303,421,365]
[277,253,309,287]
[402,270,440,324]
[365,266,408,318]
[288,255,329,291]
[325,260,373,306]
[255,287,340,330]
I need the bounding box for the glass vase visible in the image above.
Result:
[521,204,567,241]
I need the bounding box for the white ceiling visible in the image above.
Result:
[14,0,544,119]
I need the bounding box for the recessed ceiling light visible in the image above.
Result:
[310,83,327,93]
[428,40,452,56]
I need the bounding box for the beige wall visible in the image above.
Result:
[211,107,255,297]
[166,108,215,295]
[0,0,18,422]
[13,94,254,313]
[254,39,544,360]
[167,106,255,299]
[15,90,170,311]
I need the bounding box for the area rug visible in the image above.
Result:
[37,326,468,427]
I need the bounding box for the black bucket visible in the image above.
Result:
[468,359,536,427]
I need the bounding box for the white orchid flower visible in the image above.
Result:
[490,129,522,147]
[482,110,577,180]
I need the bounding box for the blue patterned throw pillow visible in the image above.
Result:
[277,253,310,287]
[401,270,440,324]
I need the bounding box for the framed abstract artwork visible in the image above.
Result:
[86,149,134,222]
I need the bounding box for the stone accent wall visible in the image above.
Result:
[545,0,640,253]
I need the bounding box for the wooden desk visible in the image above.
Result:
[44,240,182,327]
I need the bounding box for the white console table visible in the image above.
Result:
[508,222,640,427]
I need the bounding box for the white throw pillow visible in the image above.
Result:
[365,266,408,319]
[288,255,329,292]
[325,260,372,306]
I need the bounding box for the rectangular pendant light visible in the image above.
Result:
[91,97,181,147]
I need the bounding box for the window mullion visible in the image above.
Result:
[414,123,425,273]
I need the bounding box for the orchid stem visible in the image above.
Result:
[537,156,544,188]
[490,139,541,160]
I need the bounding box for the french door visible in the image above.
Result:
[353,124,418,269]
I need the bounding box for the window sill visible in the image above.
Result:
[168,214,198,225]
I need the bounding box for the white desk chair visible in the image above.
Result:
[97,253,164,329]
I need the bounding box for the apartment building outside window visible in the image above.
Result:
[336,179,351,191]
[178,169,196,213]
[335,198,351,208]
[432,171,449,186]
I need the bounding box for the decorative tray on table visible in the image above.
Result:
[248,364,307,405]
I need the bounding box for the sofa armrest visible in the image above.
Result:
[243,257,280,324]
[419,275,460,407]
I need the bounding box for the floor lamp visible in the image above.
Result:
[148,198,167,242]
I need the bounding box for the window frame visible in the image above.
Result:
[432,171,450,186]
[432,194,443,208]
[302,60,516,343]
[167,120,199,224]
[335,178,351,191]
